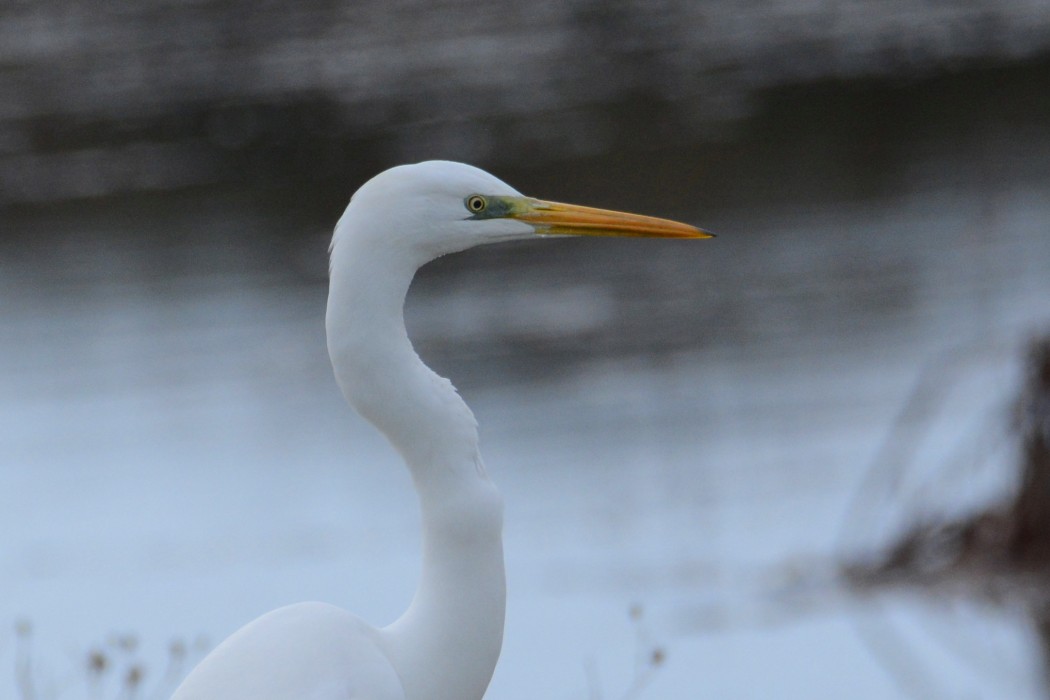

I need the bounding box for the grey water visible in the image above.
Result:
[3,104,1050,698]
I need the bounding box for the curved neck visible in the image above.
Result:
[326,236,506,700]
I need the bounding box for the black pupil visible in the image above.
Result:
[471,197,483,210]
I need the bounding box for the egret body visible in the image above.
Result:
[171,161,710,700]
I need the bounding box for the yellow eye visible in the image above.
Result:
[466,195,487,213]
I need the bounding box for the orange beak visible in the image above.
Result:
[509,198,713,239]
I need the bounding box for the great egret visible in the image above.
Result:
[171,161,711,700]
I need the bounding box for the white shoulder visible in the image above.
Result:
[172,602,405,700]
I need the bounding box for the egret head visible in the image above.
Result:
[332,161,711,267]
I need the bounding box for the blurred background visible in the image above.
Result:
[2,0,1050,698]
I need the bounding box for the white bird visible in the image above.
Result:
[171,161,711,700]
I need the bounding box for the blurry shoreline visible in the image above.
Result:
[1,2,1049,211]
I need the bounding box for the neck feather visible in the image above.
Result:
[326,234,506,700]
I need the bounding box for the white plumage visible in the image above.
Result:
[172,161,708,700]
